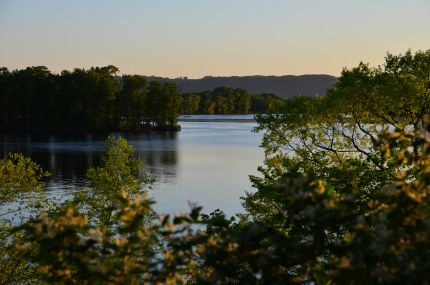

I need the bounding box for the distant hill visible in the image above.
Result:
[147,75,337,99]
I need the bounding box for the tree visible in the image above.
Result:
[182,93,201,114]
[17,123,430,283]
[244,50,430,225]
[0,66,183,132]
[160,82,182,128]
[200,93,216,114]
[236,89,251,114]
[241,49,430,282]
[19,138,193,284]
[145,80,162,127]
[0,153,50,284]
[74,137,152,230]
[117,75,147,128]
[84,66,119,130]
[5,50,430,284]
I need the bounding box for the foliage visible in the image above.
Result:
[0,67,283,132]
[181,87,283,115]
[2,50,430,284]
[0,66,182,132]
[117,75,147,128]
[0,154,50,284]
[19,138,194,284]
[12,125,429,284]
[244,49,430,225]
[0,153,49,207]
[21,194,163,284]
[237,49,430,282]
[75,136,153,229]
[0,226,37,285]
[12,123,430,284]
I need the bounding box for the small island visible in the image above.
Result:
[0,66,283,133]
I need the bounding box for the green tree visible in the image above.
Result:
[182,94,201,114]
[4,50,430,284]
[117,75,147,128]
[244,50,430,226]
[241,49,430,282]
[19,138,192,284]
[18,123,430,283]
[216,95,229,114]
[0,153,49,211]
[160,82,182,128]
[146,80,162,127]
[236,89,251,114]
[0,153,50,284]
[85,66,119,129]
[0,66,185,132]
[202,96,216,114]
[74,137,152,230]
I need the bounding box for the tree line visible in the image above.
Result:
[181,87,283,114]
[0,66,283,133]
[0,65,181,132]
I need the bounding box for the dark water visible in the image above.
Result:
[0,116,264,216]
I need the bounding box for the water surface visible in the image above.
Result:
[0,115,263,216]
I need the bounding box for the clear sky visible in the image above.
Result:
[0,0,429,78]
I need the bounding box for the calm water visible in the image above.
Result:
[0,115,264,216]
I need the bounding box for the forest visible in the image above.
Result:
[1,49,430,284]
[181,87,283,114]
[0,67,282,133]
[0,66,181,132]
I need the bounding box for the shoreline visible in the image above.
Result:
[0,126,181,135]
[178,118,255,122]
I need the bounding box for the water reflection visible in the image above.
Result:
[0,132,179,190]
[0,119,264,215]
[127,132,178,184]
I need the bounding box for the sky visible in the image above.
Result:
[0,0,429,78]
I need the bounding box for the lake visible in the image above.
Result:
[0,115,264,216]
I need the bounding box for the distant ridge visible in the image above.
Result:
[147,75,337,99]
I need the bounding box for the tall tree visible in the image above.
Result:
[160,82,182,128]
[117,75,147,128]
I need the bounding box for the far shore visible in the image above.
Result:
[178,118,255,122]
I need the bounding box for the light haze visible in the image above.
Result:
[0,0,429,78]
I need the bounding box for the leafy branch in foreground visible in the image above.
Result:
[17,122,430,284]
[0,153,49,208]
[74,136,153,230]
[245,49,430,227]
[0,153,50,284]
